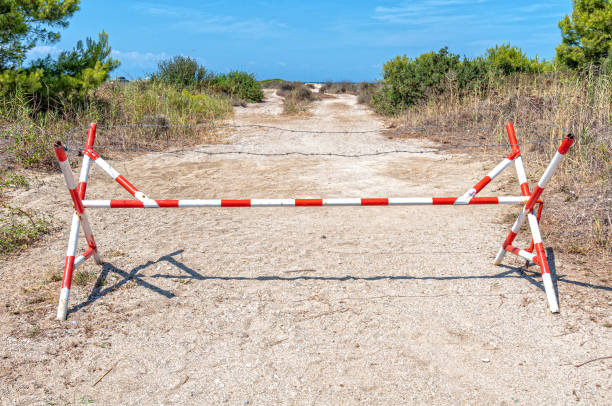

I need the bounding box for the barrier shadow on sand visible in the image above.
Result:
[69,248,611,316]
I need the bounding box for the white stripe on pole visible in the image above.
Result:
[251,199,296,207]
[527,212,543,244]
[74,255,87,269]
[514,249,536,262]
[58,160,78,190]
[82,200,111,208]
[455,188,476,205]
[493,247,506,265]
[511,211,527,233]
[514,156,528,185]
[57,287,70,320]
[388,197,434,205]
[538,152,563,188]
[498,196,529,204]
[323,198,361,206]
[80,213,95,243]
[78,155,92,184]
[488,158,513,179]
[66,213,80,256]
[542,273,560,313]
[179,199,222,207]
[134,191,159,208]
[93,157,120,179]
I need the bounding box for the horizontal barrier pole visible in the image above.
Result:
[82,196,529,208]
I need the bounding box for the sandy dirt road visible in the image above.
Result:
[1,89,610,405]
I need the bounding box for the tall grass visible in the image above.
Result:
[0,81,233,169]
[394,71,611,259]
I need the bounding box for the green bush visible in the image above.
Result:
[209,71,263,102]
[372,55,422,114]
[150,55,213,89]
[372,45,551,115]
[485,43,551,74]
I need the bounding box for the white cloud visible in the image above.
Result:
[373,0,488,24]
[132,2,287,38]
[111,50,168,68]
[27,45,63,59]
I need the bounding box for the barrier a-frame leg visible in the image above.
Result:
[55,124,103,320]
[493,124,574,313]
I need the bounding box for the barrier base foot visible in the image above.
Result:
[57,287,70,320]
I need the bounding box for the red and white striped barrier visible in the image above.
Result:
[53,123,574,319]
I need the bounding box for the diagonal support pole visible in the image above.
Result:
[78,124,102,265]
[84,148,159,207]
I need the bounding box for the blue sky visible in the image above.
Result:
[28,1,573,82]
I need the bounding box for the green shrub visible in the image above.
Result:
[485,43,550,74]
[372,54,423,114]
[372,45,551,115]
[210,71,263,102]
[150,55,213,89]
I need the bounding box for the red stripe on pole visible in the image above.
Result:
[156,200,179,207]
[506,245,540,266]
[535,243,549,274]
[506,123,520,154]
[68,188,84,214]
[85,123,97,149]
[361,198,388,206]
[115,175,139,196]
[469,197,499,204]
[84,233,97,250]
[557,134,574,155]
[54,144,67,162]
[503,231,518,248]
[78,182,87,201]
[61,256,75,289]
[473,176,492,193]
[432,197,457,205]
[507,245,521,255]
[524,186,544,212]
[221,199,251,207]
[85,148,100,160]
[110,200,145,208]
[520,182,530,197]
[81,246,95,260]
[295,199,323,206]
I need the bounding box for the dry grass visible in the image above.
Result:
[320,82,380,105]
[280,85,320,115]
[392,71,611,267]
